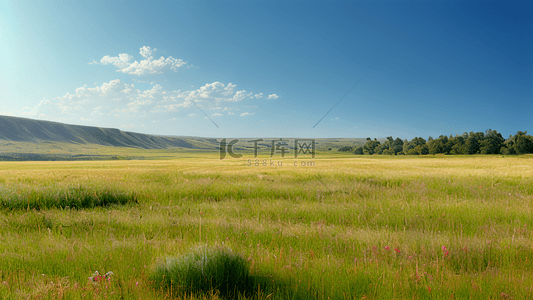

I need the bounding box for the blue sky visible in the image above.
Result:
[1,0,531,139]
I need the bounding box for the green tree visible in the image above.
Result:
[428,138,442,155]
[363,139,381,155]
[391,138,404,155]
[338,145,354,152]
[450,135,466,154]
[513,131,533,154]
[464,132,484,154]
[479,129,505,154]
[354,146,364,155]
[405,137,427,155]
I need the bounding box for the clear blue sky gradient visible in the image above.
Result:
[1,0,531,139]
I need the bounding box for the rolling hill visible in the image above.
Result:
[0,115,372,160]
[0,115,217,150]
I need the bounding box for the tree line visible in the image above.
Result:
[338,130,533,155]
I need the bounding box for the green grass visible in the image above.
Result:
[0,185,137,210]
[0,154,531,299]
[151,245,253,298]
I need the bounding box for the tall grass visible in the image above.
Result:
[0,155,531,299]
[151,245,253,298]
[0,185,137,210]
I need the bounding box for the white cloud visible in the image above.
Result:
[231,90,252,102]
[252,93,263,99]
[140,46,155,58]
[211,113,223,117]
[101,53,134,69]
[99,46,186,76]
[177,82,250,106]
[24,79,275,127]
[267,94,279,100]
[24,79,160,120]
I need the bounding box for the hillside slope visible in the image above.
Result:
[0,115,214,149]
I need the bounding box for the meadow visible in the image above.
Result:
[0,153,532,299]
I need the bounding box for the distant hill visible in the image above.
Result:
[0,115,217,150]
[0,116,375,160]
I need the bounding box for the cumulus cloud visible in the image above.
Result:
[139,46,154,58]
[99,46,186,76]
[267,94,279,100]
[24,79,271,126]
[24,79,160,121]
[240,112,254,117]
[252,93,263,99]
[211,113,223,117]
[100,53,134,69]
[176,82,250,106]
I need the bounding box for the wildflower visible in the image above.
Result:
[384,246,390,250]
[442,246,449,257]
[394,248,401,253]
[89,271,99,283]
[89,271,113,284]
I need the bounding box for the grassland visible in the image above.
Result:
[0,153,532,299]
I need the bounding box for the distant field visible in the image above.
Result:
[0,138,371,161]
[0,154,532,299]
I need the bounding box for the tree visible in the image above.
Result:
[500,145,515,155]
[464,131,484,154]
[403,139,413,154]
[450,135,465,154]
[376,138,393,155]
[354,146,364,155]
[338,146,354,152]
[479,129,505,154]
[428,138,442,155]
[404,137,427,155]
[363,139,381,155]
[444,135,455,154]
[513,131,533,154]
[391,138,404,155]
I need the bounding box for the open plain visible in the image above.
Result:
[0,153,532,299]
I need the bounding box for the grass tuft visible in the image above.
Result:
[150,245,254,298]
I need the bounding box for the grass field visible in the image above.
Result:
[0,153,532,299]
